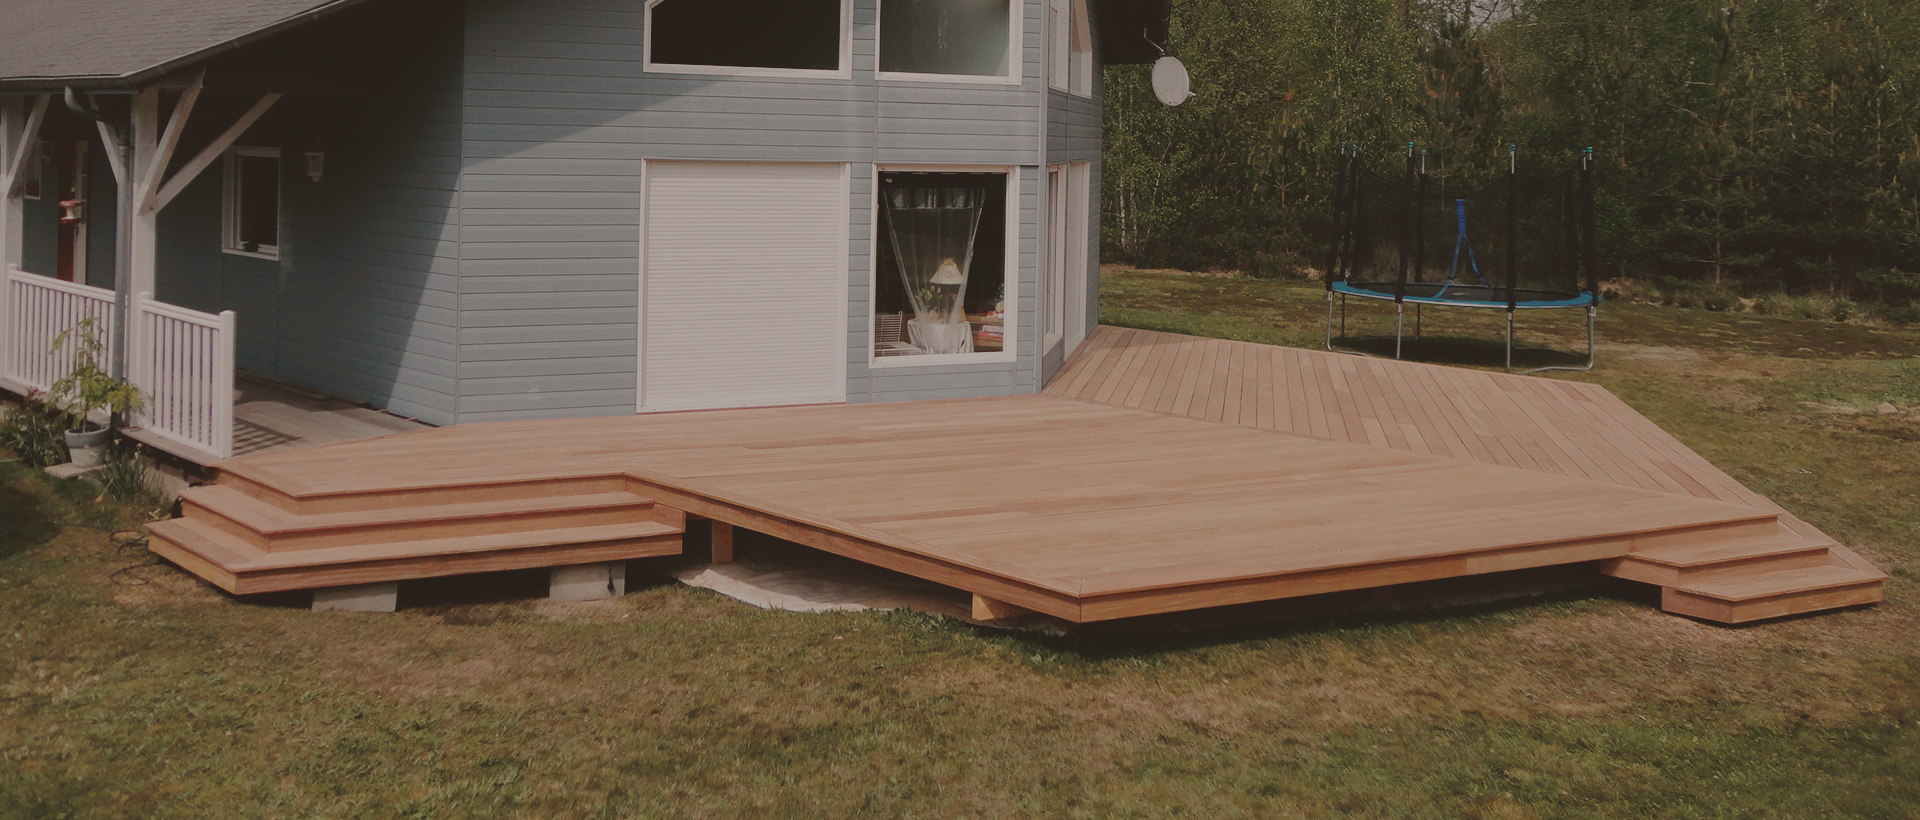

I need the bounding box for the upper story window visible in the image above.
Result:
[1049,0,1068,90]
[646,0,850,77]
[223,146,279,260]
[1068,0,1092,95]
[879,0,1017,82]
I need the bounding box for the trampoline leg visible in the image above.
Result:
[1415,303,1422,339]
[1518,305,1599,374]
[1505,309,1514,370]
[1325,291,1335,351]
[1395,303,1404,360]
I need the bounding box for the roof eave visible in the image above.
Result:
[0,0,381,94]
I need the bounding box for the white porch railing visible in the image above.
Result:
[130,292,236,459]
[2,264,116,393]
[2,265,236,460]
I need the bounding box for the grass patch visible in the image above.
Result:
[1,269,1916,818]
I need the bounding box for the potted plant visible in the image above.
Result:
[45,318,143,468]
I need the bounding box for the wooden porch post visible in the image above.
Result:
[112,77,272,414]
[0,95,51,381]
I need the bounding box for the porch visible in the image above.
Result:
[145,327,1887,625]
[2,264,426,463]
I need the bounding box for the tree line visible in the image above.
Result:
[1101,0,1920,305]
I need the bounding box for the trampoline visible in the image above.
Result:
[1326,145,1600,371]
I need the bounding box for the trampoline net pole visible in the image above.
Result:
[1395,146,1413,304]
[1584,148,1599,305]
[1506,146,1518,313]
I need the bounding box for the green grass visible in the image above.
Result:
[2,270,1918,818]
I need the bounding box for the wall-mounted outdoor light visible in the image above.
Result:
[303,151,325,182]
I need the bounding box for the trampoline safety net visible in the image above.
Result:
[1329,147,1598,309]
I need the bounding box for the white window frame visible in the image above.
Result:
[875,0,1024,86]
[643,0,855,80]
[1069,0,1093,96]
[1044,163,1066,350]
[21,139,49,200]
[1066,160,1091,349]
[869,164,1021,369]
[1049,0,1070,91]
[221,145,280,261]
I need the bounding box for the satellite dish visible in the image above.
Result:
[1151,56,1192,106]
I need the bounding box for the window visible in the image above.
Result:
[873,169,1014,362]
[1049,0,1069,90]
[647,0,848,76]
[1045,165,1066,347]
[1069,0,1093,95]
[223,147,280,259]
[878,0,1015,80]
[20,139,48,199]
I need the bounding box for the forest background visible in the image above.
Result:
[1100,0,1920,314]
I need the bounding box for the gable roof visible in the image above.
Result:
[0,0,374,91]
[1,0,1170,91]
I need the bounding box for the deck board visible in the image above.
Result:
[1043,326,1796,515]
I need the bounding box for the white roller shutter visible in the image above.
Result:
[640,162,849,412]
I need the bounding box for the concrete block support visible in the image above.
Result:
[313,581,399,612]
[550,562,626,602]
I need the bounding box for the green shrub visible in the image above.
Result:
[1750,292,1791,317]
[95,440,163,508]
[0,394,70,468]
[1829,299,1854,323]
[1700,285,1740,312]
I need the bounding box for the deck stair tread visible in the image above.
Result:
[150,516,681,571]
[184,484,659,536]
[1622,534,1836,568]
[1670,564,1886,602]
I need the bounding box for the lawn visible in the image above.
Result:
[1,268,1915,819]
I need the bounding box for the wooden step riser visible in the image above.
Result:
[217,470,633,516]
[146,530,242,594]
[225,533,684,596]
[1604,517,1783,553]
[1599,548,1833,587]
[1662,581,1884,624]
[183,499,669,552]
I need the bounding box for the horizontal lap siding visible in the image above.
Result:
[283,59,464,424]
[458,0,1049,421]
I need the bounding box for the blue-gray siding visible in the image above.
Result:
[455,0,1068,422]
[24,0,1107,425]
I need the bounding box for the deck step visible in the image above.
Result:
[1661,565,1886,624]
[148,515,684,596]
[182,484,670,551]
[1600,534,1834,586]
[214,461,633,515]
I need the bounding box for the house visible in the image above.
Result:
[0,0,1172,459]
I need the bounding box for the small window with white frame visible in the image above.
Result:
[20,139,49,199]
[1069,0,1093,96]
[223,146,280,259]
[1049,0,1070,90]
[879,0,1018,82]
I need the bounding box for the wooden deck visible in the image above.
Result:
[146,328,1886,624]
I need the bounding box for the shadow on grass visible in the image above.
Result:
[0,480,62,559]
[980,565,1662,661]
[1332,334,1591,370]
